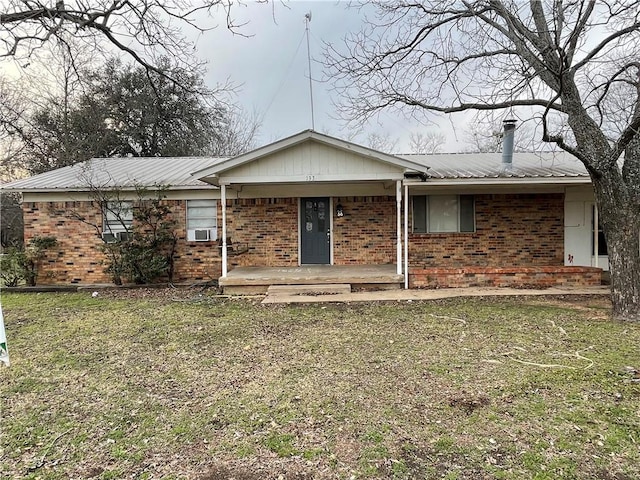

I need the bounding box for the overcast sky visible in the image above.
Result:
[0,1,477,154]
[200,1,473,152]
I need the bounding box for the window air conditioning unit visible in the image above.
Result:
[102,231,131,243]
[194,229,210,241]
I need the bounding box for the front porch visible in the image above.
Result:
[219,264,403,294]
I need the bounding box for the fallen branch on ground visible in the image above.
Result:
[549,320,567,335]
[559,346,595,369]
[502,353,578,369]
[28,428,72,472]
[429,313,467,325]
[501,346,595,370]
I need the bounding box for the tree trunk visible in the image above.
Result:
[591,173,640,321]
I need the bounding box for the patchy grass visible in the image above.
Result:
[1,290,639,479]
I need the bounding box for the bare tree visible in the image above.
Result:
[463,114,538,153]
[0,1,251,77]
[1,36,97,179]
[0,77,30,179]
[66,174,178,285]
[366,131,399,153]
[209,107,261,157]
[324,1,640,320]
[409,131,445,154]
[0,192,23,248]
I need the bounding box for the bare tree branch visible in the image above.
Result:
[0,1,248,83]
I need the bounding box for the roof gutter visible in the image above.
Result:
[403,176,591,187]
[2,184,219,194]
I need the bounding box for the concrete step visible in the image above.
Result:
[267,283,351,296]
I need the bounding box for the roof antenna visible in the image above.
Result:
[304,11,315,131]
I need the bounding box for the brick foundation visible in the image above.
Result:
[409,266,603,288]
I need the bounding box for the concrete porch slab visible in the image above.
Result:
[219,265,403,290]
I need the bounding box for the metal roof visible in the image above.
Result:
[1,156,226,192]
[2,149,592,193]
[397,151,589,179]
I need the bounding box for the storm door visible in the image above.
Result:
[300,197,331,264]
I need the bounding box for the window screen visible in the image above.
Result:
[187,200,217,231]
[103,201,133,234]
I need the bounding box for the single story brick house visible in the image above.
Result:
[2,129,605,291]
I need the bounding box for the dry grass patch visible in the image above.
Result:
[1,291,639,479]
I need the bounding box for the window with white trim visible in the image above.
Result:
[102,201,133,242]
[186,200,217,241]
[412,195,475,233]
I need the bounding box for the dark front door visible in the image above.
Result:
[300,197,330,264]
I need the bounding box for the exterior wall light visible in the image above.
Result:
[336,203,344,217]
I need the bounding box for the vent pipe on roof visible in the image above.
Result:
[501,119,517,169]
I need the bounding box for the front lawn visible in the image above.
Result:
[1,290,639,479]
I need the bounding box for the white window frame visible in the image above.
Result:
[102,201,133,242]
[591,204,607,256]
[412,195,475,233]
[186,199,217,242]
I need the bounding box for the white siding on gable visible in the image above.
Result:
[219,141,404,184]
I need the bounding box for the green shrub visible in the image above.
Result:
[0,236,58,286]
[0,248,27,286]
[100,188,176,285]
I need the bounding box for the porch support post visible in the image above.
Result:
[594,203,599,268]
[404,183,409,289]
[221,183,228,277]
[396,180,402,275]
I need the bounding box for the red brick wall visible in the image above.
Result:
[23,200,223,285]
[409,193,564,268]
[22,192,568,287]
[226,198,299,267]
[164,201,221,283]
[224,196,397,267]
[333,196,396,265]
[23,201,108,284]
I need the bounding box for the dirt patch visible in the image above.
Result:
[449,393,491,415]
[92,285,218,301]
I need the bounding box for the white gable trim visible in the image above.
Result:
[192,130,428,184]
